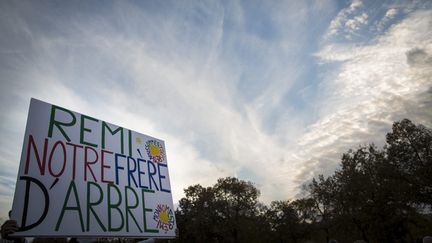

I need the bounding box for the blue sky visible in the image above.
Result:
[1,0,431,223]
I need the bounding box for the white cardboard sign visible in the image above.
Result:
[11,98,176,238]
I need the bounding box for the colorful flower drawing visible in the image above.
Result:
[145,140,165,163]
[153,204,175,233]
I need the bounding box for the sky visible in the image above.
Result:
[0,0,431,223]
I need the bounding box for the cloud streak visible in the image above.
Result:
[325,0,365,39]
[301,9,432,183]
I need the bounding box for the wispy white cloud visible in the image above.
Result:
[345,12,368,32]
[371,8,399,32]
[385,8,398,18]
[0,0,324,216]
[326,0,365,39]
[301,9,432,184]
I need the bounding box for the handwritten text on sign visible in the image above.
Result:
[11,98,176,237]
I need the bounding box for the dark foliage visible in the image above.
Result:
[175,119,432,242]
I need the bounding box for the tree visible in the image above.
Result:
[176,119,432,242]
[176,184,219,242]
[266,200,304,243]
[303,120,432,242]
[176,177,269,243]
[332,145,410,242]
[386,119,432,206]
[213,177,262,243]
[307,175,338,242]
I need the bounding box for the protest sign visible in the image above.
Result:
[11,98,176,238]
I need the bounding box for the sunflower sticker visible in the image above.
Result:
[145,140,165,163]
[153,204,175,233]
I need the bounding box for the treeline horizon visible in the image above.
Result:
[174,119,432,243]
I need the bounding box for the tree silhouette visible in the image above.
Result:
[175,119,432,242]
